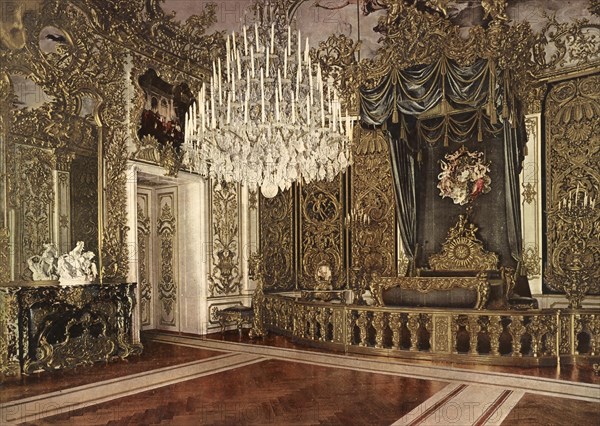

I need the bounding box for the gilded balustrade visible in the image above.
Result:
[262,294,599,367]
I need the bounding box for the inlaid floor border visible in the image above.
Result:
[147,333,600,403]
[0,352,266,425]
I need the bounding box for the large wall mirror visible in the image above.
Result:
[1,20,102,283]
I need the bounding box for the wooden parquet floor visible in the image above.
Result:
[500,393,600,426]
[26,359,448,425]
[1,340,225,402]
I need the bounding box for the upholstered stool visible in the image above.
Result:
[216,306,254,336]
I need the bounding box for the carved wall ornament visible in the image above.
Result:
[522,182,537,205]
[157,200,176,325]
[209,181,242,296]
[522,245,541,279]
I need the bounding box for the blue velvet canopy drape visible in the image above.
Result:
[359,56,526,270]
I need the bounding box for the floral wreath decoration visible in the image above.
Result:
[437,146,491,205]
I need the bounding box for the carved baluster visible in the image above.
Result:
[466,315,480,355]
[356,311,369,347]
[407,313,420,351]
[527,316,547,358]
[389,313,402,350]
[347,310,355,346]
[451,315,461,354]
[488,315,503,356]
[316,308,325,341]
[308,307,317,340]
[373,311,386,349]
[588,315,600,356]
[422,314,433,351]
[575,314,584,355]
[509,315,525,357]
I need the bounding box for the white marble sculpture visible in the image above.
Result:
[27,243,59,280]
[57,241,98,284]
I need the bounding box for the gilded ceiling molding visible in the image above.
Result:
[69,0,220,78]
[532,14,600,80]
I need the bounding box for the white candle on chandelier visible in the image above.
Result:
[287,26,291,55]
[254,23,260,52]
[270,22,275,54]
[291,90,296,124]
[210,87,216,128]
[243,25,248,55]
[250,47,255,78]
[283,54,288,79]
[232,71,236,102]
[275,88,280,122]
[304,37,309,63]
[260,68,265,123]
[217,58,223,106]
[226,38,231,83]
[227,93,231,124]
[232,31,237,58]
[306,96,310,125]
[297,30,302,65]
[277,69,282,102]
[237,53,241,79]
[266,46,270,77]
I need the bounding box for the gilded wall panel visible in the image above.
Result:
[545,75,600,294]
[209,181,242,297]
[157,190,177,327]
[70,155,98,256]
[260,188,296,291]
[137,193,152,328]
[300,178,345,289]
[351,128,396,276]
[9,145,55,280]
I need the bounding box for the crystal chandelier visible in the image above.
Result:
[182,20,354,198]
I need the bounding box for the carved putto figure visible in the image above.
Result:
[57,241,98,283]
[27,243,59,280]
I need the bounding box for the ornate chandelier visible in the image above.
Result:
[182,21,354,197]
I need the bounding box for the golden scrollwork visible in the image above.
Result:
[209,182,242,296]
[428,215,499,271]
[248,253,267,339]
[0,228,10,283]
[522,245,541,279]
[532,14,600,78]
[370,274,489,310]
[351,128,396,277]
[157,201,176,326]
[310,34,361,112]
[0,287,20,375]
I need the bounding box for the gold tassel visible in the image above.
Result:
[400,117,407,141]
[444,131,449,147]
[477,111,483,142]
[417,149,422,164]
[502,71,509,120]
[489,60,497,125]
[392,107,399,124]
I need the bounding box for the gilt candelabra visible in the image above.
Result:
[546,184,598,309]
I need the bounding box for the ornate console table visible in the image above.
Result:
[0,282,142,376]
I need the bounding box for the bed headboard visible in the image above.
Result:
[428,215,499,271]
